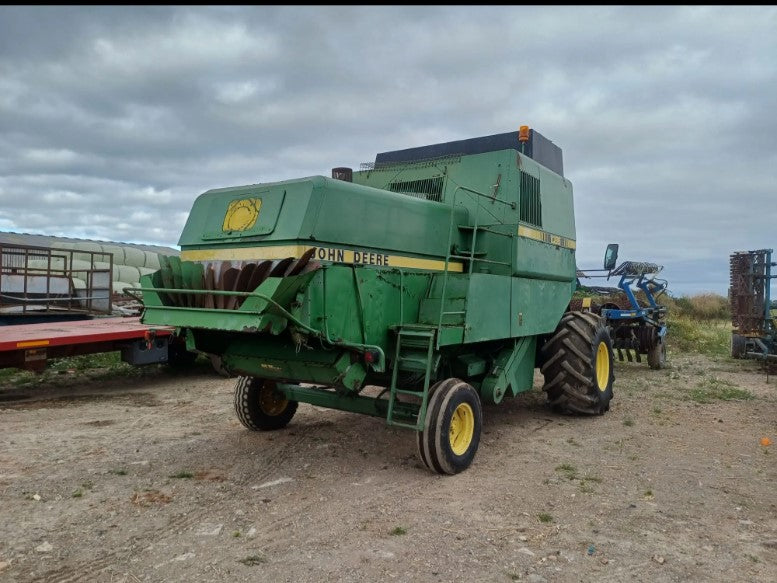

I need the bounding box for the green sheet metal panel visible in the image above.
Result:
[463,273,512,343]
[511,277,575,337]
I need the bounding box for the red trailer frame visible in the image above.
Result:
[0,316,176,371]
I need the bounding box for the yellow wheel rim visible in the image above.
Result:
[595,341,610,391]
[259,384,288,416]
[449,402,475,456]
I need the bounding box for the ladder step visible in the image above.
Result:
[397,358,430,372]
[387,325,437,429]
[398,329,435,337]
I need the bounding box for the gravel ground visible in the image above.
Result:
[1,352,776,582]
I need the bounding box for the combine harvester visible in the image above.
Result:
[729,249,777,370]
[135,126,616,474]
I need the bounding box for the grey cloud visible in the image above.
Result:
[1,5,775,294]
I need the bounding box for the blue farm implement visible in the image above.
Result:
[573,244,668,369]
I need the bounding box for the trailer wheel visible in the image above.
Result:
[234,376,298,431]
[647,337,666,370]
[540,311,614,415]
[416,378,482,475]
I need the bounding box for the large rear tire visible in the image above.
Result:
[540,311,614,415]
[234,377,298,431]
[416,378,482,475]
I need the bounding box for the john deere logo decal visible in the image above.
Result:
[223,198,262,231]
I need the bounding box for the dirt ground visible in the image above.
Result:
[1,350,776,583]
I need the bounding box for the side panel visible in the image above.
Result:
[464,274,512,343]
[511,277,575,337]
[296,265,432,350]
[462,273,574,342]
[514,238,576,282]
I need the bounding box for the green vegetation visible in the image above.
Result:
[663,293,730,357]
[664,293,730,321]
[688,377,753,404]
[0,352,141,388]
[555,463,577,480]
[169,471,194,479]
[238,554,266,566]
[0,350,210,390]
[390,526,407,536]
[537,513,553,523]
[553,463,602,493]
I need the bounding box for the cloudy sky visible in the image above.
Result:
[1,6,775,297]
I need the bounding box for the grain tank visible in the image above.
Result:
[138,126,615,474]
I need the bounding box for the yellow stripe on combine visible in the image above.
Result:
[181,245,464,273]
[517,225,576,250]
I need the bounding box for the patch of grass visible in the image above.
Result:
[688,377,753,404]
[623,417,634,427]
[72,489,83,498]
[555,463,578,480]
[238,554,266,566]
[566,437,581,447]
[0,351,144,389]
[390,526,407,536]
[233,531,241,538]
[578,474,602,494]
[665,293,730,320]
[578,482,594,494]
[666,316,730,358]
[169,471,194,479]
[0,348,212,391]
[109,469,127,476]
[552,464,602,493]
[537,513,553,523]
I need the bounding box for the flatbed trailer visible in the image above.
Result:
[0,316,176,371]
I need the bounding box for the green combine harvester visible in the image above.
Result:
[136,126,615,474]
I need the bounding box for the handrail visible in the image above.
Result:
[437,183,512,347]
